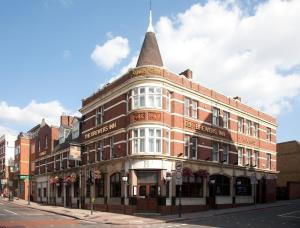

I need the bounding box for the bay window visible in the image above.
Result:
[132,127,166,154]
[132,87,162,109]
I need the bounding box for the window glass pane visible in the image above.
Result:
[149,139,154,152]
[149,95,154,107]
[140,88,145,93]
[149,129,154,136]
[140,139,145,152]
[156,129,161,137]
[140,129,145,137]
[140,96,145,107]
[149,87,154,93]
[134,130,138,137]
[156,139,161,152]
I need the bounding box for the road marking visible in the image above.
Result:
[3,209,18,215]
[278,210,300,219]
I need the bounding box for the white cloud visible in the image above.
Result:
[0,100,77,136]
[150,0,300,116]
[91,36,130,70]
[63,50,71,60]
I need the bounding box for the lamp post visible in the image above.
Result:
[122,174,128,214]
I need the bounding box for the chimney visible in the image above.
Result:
[180,69,193,80]
[233,96,241,102]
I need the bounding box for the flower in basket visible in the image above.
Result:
[70,172,77,183]
[94,170,101,179]
[182,167,194,177]
[64,176,71,184]
[195,169,209,178]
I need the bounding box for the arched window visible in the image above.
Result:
[176,168,203,197]
[110,173,121,197]
[95,177,104,198]
[209,174,230,196]
[236,176,252,196]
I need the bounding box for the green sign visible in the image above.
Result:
[20,175,29,180]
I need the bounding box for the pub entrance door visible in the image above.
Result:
[136,170,159,213]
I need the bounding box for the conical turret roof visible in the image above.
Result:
[136,10,163,67]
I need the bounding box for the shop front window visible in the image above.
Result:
[236,177,252,196]
[209,174,230,196]
[176,174,203,197]
[110,173,121,197]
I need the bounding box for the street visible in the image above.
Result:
[0,199,95,228]
[0,198,300,228]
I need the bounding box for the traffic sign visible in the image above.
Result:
[175,161,183,185]
[20,175,29,180]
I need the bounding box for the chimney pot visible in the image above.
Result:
[180,69,193,80]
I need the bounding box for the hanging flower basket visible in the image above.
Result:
[182,167,194,177]
[49,177,56,185]
[94,170,102,179]
[64,176,72,185]
[70,172,77,183]
[195,169,209,178]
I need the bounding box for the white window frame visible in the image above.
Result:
[212,108,220,126]
[191,100,198,119]
[253,150,259,168]
[96,141,103,161]
[238,117,244,133]
[95,106,104,126]
[238,147,244,166]
[246,149,252,166]
[254,123,259,138]
[266,153,271,169]
[166,91,171,112]
[246,120,251,136]
[212,143,219,162]
[132,87,162,109]
[223,111,229,129]
[184,135,190,158]
[223,144,229,164]
[110,137,115,159]
[131,127,164,154]
[184,98,190,116]
[191,137,197,159]
[266,128,271,141]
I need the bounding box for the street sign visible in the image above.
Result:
[175,161,183,185]
[20,175,29,180]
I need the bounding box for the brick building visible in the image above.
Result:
[0,134,16,196]
[34,115,81,205]
[77,13,278,214]
[277,141,300,199]
[13,124,40,201]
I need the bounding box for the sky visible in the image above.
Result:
[0,0,300,143]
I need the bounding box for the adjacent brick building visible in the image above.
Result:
[277,141,300,199]
[0,134,17,196]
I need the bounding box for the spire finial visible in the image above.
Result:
[147,0,154,32]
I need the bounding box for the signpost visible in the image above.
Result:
[175,161,183,217]
[20,175,29,180]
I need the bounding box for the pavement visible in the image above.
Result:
[2,197,298,225]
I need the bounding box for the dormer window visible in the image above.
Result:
[72,120,80,139]
[59,127,66,144]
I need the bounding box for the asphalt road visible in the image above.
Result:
[0,199,99,228]
[1,198,299,228]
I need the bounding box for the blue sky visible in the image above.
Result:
[0,0,300,142]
